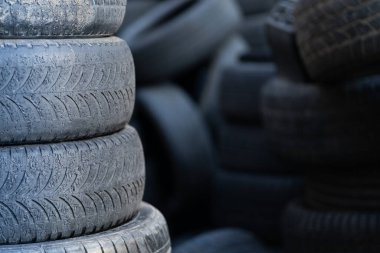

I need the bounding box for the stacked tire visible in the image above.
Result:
[0,1,171,252]
[261,0,380,252]
[201,1,304,245]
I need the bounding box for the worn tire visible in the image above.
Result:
[200,36,249,141]
[306,168,380,211]
[220,54,276,124]
[267,0,308,81]
[120,0,241,83]
[219,124,297,173]
[0,37,135,144]
[261,76,380,166]
[136,85,216,233]
[0,203,171,253]
[0,126,145,244]
[284,200,380,253]
[295,0,380,82]
[211,170,303,244]
[0,0,127,38]
[173,229,266,253]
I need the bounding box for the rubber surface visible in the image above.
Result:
[237,0,279,15]
[219,124,297,173]
[306,168,380,211]
[284,200,380,253]
[0,37,135,144]
[267,0,308,81]
[0,0,127,38]
[120,0,158,28]
[136,85,216,232]
[211,170,303,244]
[295,0,380,82]
[200,36,249,141]
[0,126,145,244]
[173,229,267,253]
[0,203,171,253]
[220,53,276,124]
[120,0,241,83]
[261,76,380,166]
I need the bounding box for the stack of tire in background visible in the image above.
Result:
[0,1,170,252]
[262,0,380,252]
[204,0,304,247]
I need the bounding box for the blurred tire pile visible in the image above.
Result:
[0,1,171,253]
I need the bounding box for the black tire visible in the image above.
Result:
[136,85,216,232]
[120,0,158,28]
[284,200,380,253]
[219,124,297,174]
[0,37,134,144]
[237,0,279,15]
[295,0,380,82]
[261,76,380,166]
[173,229,266,253]
[240,14,272,57]
[0,0,127,38]
[0,203,171,253]
[0,126,145,244]
[211,170,303,244]
[305,168,380,211]
[200,36,249,141]
[119,0,242,83]
[220,53,276,124]
[266,0,308,82]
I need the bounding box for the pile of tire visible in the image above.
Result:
[261,0,380,252]
[0,1,171,252]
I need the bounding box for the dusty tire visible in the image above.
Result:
[0,0,127,38]
[120,0,242,83]
[284,200,380,253]
[173,229,266,253]
[0,203,171,253]
[295,0,380,82]
[0,126,145,244]
[266,0,308,81]
[261,77,380,166]
[220,53,276,124]
[211,170,303,244]
[0,37,135,144]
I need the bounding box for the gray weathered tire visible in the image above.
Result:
[0,37,135,144]
[0,126,145,244]
[0,203,171,253]
[295,0,380,82]
[119,0,241,83]
[0,0,127,38]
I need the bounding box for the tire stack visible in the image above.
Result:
[206,1,304,246]
[0,1,170,253]
[261,0,380,252]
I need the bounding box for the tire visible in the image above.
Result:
[200,36,249,141]
[211,170,303,244]
[261,76,380,166]
[0,203,171,253]
[239,14,272,57]
[219,124,298,173]
[119,0,158,28]
[173,229,266,253]
[295,0,380,82]
[237,0,279,15]
[136,85,216,232]
[0,37,135,144]
[119,0,242,83]
[284,200,380,253]
[305,168,380,211]
[0,0,127,38]
[266,0,308,81]
[220,53,276,124]
[0,126,145,244]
